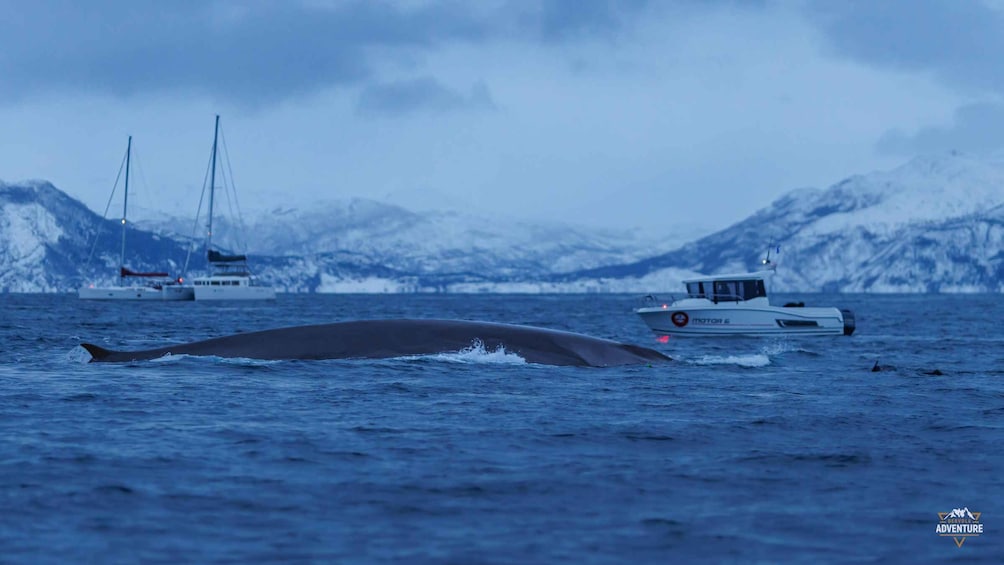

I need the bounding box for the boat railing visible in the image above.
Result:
[640,292,749,305]
[209,261,251,277]
[639,291,758,306]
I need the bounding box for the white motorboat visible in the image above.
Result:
[188,115,276,301]
[79,136,194,301]
[635,260,854,337]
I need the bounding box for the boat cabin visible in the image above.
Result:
[193,276,251,287]
[683,272,769,303]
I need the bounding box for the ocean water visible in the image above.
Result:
[0,292,1001,563]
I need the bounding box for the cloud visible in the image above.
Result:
[534,0,650,42]
[876,102,1004,155]
[356,77,495,116]
[0,1,490,107]
[0,0,673,110]
[804,0,1004,94]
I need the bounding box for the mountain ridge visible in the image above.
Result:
[3,151,1004,293]
[551,152,1004,293]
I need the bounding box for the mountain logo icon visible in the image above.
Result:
[943,508,977,520]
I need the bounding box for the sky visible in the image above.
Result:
[1,0,1003,236]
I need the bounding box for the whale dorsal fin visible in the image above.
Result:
[80,343,113,362]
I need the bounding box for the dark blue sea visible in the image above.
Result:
[1,293,1001,563]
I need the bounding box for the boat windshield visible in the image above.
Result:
[687,278,766,302]
[686,282,706,298]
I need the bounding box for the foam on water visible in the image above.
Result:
[758,339,803,356]
[67,346,94,364]
[174,354,282,367]
[677,339,812,367]
[425,339,527,365]
[686,353,771,367]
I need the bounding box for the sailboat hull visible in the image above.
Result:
[194,286,276,300]
[192,276,276,300]
[79,285,195,301]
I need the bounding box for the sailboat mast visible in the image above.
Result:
[120,135,132,280]
[207,114,220,256]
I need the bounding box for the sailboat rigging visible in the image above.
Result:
[188,115,275,300]
[78,136,194,301]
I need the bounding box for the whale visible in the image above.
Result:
[81,318,672,367]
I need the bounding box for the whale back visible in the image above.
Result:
[81,319,670,367]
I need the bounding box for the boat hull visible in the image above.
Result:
[636,305,852,337]
[192,276,276,301]
[194,286,276,300]
[78,285,194,301]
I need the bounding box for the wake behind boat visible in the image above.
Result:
[635,254,854,337]
[79,136,193,301]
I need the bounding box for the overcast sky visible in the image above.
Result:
[2,0,1002,236]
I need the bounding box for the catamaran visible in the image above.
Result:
[189,115,275,300]
[79,136,194,301]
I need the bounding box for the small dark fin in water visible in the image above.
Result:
[81,343,113,362]
[923,368,945,376]
[872,361,881,372]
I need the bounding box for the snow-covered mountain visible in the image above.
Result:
[562,152,1004,292]
[0,180,192,292]
[0,180,685,293]
[3,151,1004,293]
[134,197,688,275]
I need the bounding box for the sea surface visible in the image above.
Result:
[0,293,1001,563]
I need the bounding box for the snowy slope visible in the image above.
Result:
[1,181,198,291]
[566,152,1004,292]
[135,197,691,275]
[0,181,692,292]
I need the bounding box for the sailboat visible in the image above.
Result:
[79,136,194,301]
[190,115,276,300]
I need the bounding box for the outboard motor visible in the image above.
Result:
[841,309,856,336]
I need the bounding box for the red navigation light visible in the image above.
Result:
[656,335,669,343]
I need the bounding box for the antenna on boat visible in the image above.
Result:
[762,240,779,270]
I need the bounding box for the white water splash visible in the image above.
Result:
[687,353,771,368]
[149,353,280,367]
[67,346,95,364]
[426,339,527,365]
[759,341,789,356]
